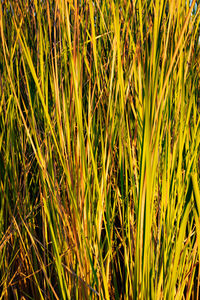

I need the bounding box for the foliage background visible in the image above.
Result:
[0,0,200,299]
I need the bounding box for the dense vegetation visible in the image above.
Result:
[0,0,200,299]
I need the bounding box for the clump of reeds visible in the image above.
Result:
[0,0,200,299]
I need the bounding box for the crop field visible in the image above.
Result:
[0,0,200,299]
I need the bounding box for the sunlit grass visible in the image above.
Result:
[0,0,200,299]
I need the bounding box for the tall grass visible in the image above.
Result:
[0,0,200,299]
